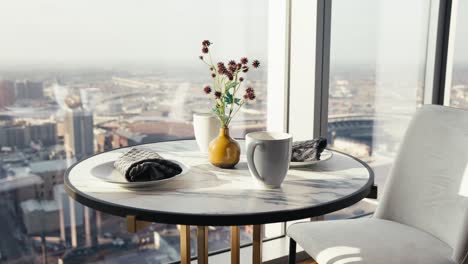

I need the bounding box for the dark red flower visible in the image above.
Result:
[214,91,222,99]
[225,71,234,81]
[203,86,212,94]
[211,73,216,78]
[237,63,242,70]
[240,57,248,64]
[202,40,211,47]
[228,60,236,66]
[202,47,209,54]
[217,62,227,74]
[228,65,237,72]
[199,55,203,60]
[239,77,244,82]
[242,66,249,73]
[244,87,256,100]
[218,66,227,74]
[252,60,260,68]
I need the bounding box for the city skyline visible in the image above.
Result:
[0,70,269,263]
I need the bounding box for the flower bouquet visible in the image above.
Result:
[198,40,260,168]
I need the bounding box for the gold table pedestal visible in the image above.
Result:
[127,218,264,264]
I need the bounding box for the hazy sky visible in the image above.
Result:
[0,0,268,67]
[331,0,468,65]
[0,0,467,68]
[453,0,468,64]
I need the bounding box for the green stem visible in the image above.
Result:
[226,101,244,126]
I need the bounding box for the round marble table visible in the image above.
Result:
[65,140,373,264]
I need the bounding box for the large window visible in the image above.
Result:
[325,0,431,217]
[0,1,271,263]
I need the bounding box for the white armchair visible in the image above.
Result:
[288,105,468,264]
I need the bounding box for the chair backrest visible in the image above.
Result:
[375,105,468,263]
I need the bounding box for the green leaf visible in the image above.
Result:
[234,98,242,105]
[211,107,220,115]
[226,82,238,90]
[223,92,233,104]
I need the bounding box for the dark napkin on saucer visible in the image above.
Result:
[291,138,327,162]
[114,148,182,182]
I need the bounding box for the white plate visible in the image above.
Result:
[90,159,190,188]
[290,149,333,168]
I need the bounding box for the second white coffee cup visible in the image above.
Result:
[193,113,219,153]
[246,131,292,188]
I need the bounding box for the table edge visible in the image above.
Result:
[64,140,375,226]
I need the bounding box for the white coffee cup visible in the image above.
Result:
[193,113,219,153]
[246,131,292,188]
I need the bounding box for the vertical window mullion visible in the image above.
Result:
[314,0,332,138]
[426,0,455,105]
[442,0,457,106]
[266,0,291,132]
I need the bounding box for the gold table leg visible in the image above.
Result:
[180,225,191,264]
[126,215,151,233]
[231,226,240,264]
[252,225,263,264]
[197,226,208,264]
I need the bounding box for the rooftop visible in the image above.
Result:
[20,199,59,213]
[29,159,71,174]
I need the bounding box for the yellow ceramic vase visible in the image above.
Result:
[208,127,240,168]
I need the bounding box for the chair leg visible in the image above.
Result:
[289,238,296,264]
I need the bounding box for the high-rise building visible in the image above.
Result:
[0,80,15,108]
[29,123,57,146]
[0,122,57,149]
[20,199,60,235]
[53,185,84,247]
[15,80,44,100]
[63,108,94,160]
[53,183,99,248]
[0,124,27,148]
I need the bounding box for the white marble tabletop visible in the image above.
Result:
[65,140,373,226]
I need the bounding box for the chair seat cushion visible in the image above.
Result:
[288,218,455,264]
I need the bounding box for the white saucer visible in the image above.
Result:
[290,149,333,168]
[90,158,189,188]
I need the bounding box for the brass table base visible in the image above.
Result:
[126,218,264,264]
[197,226,209,264]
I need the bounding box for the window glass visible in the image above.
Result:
[0,1,269,262]
[326,0,431,218]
